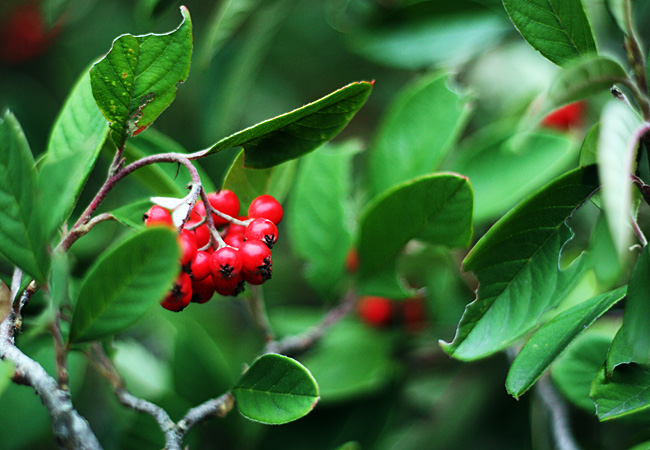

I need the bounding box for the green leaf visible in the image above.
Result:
[110,199,151,230]
[502,0,597,66]
[598,101,645,262]
[591,363,650,420]
[579,123,600,167]
[357,173,473,298]
[506,286,626,398]
[68,227,180,344]
[0,360,13,398]
[232,353,319,425]
[39,69,109,235]
[49,249,71,308]
[222,149,297,211]
[202,81,373,168]
[367,72,470,197]
[90,6,192,148]
[607,0,632,35]
[440,166,599,360]
[288,142,356,297]
[0,112,50,283]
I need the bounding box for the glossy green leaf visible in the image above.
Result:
[222,149,297,211]
[502,0,597,66]
[506,286,625,398]
[598,101,645,261]
[367,72,470,197]
[201,81,373,168]
[39,69,109,234]
[232,353,319,425]
[357,173,473,298]
[288,142,356,297]
[90,6,192,148]
[0,112,50,283]
[591,363,650,420]
[441,166,599,360]
[110,199,151,230]
[69,227,180,344]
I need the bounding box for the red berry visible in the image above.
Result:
[225,218,248,237]
[178,229,198,266]
[542,101,585,131]
[190,251,212,281]
[239,240,272,284]
[357,296,392,327]
[207,190,240,226]
[345,248,359,273]
[193,200,207,217]
[244,218,279,249]
[213,272,245,296]
[143,205,174,228]
[210,246,243,281]
[0,3,60,65]
[248,195,283,225]
[224,233,244,248]
[191,277,216,304]
[186,211,210,248]
[403,296,427,331]
[161,272,192,312]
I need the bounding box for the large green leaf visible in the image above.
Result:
[222,149,297,211]
[357,173,473,298]
[90,6,192,148]
[506,286,626,398]
[201,81,373,168]
[441,166,599,360]
[68,227,180,344]
[0,112,50,283]
[232,353,319,425]
[502,0,597,66]
[39,69,110,235]
[288,142,356,297]
[598,101,645,261]
[367,72,470,197]
[591,363,650,421]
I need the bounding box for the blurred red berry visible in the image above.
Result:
[178,229,198,266]
[542,101,585,131]
[190,277,216,304]
[345,248,359,273]
[161,272,192,312]
[0,2,60,65]
[143,205,174,228]
[190,251,211,281]
[357,296,392,327]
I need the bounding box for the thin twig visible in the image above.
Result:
[535,375,582,450]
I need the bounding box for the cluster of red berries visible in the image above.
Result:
[356,296,427,331]
[143,191,283,312]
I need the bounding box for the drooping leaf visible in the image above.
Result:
[506,286,626,398]
[502,0,597,66]
[0,112,50,283]
[591,363,650,421]
[222,149,297,211]
[68,227,180,344]
[357,173,473,298]
[440,166,599,360]
[598,101,645,262]
[367,72,470,197]
[288,142,357,297]
[232,353,319,425]
[39,69,109,235]
[201,81,373,168]
[90,6,193,148]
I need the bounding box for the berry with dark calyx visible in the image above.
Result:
[190,251,211,281]
[239,240,272,284]
[143,205,174,228]
[248,194,283,225]
[207,190,240,226]
[191,277,216,304]
[213,272,246,296]
[357,296,392,327]
[210,246,243,281]
[178,229,198,266]
[161,272,192,312]
[244,218,278,249]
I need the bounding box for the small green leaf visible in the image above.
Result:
[357,173,473,298]
[202,81,373,168]
[222,149,297,211]
[69,227,180,344]
[598,101,645,262]
[288,142,356,297]
[367,72,470,197]
[90,6,192,148]
[0,112,50,283]
[591,363,650,421]
[39,69,109,234]
[441,166,599,360]
[506,286,626,398]
[502,0,597,66]
[232,353,319,425]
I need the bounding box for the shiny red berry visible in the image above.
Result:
[248,194,283,225]
[191,277,216,304]
[186,210,210,248]
[542,101,584,131]
[225,218,248,237]
[244,218,278,249]
[224,233,244,248]
[190,251,212,281]
[210,246,243,281]
[239,240,272,284]
[207,190,240,226]
[143,205,174,228]
[213,272,245,296]
[178,229,198,266]
[161,272,192,312]
[357,296,392,327]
